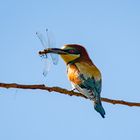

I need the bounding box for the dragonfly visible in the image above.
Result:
[36,29,59,76]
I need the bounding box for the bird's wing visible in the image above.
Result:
[75,62,102,95]
[74,62,105,118]
[78,74,101,95]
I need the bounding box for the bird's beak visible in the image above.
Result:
[39,48,68,55]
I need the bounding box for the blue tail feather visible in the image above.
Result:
[93,100,105,118]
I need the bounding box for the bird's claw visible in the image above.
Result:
[70,88,76,92]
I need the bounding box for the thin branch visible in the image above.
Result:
[0,82,140,107]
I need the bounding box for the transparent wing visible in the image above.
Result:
[50,54,59,65]
[36,31,50,76]
[42,58,51,77]
[36,32,48,49]
[36,29,59,76]
[45,29,59,65]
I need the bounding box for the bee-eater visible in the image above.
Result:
[44,44,105,118]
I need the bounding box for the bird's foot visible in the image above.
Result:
[70,88,76,92]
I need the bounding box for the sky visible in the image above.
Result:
[0,0,140,139]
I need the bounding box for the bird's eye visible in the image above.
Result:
[69,50,75,53]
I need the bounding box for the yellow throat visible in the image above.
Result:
[60,54,80,64]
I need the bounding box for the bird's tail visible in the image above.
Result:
[93,98,105,118]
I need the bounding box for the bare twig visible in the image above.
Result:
[0,82,140,107]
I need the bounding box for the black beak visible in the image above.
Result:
[39,48,68,55]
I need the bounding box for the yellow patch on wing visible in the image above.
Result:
[67,64,82,85]
[75,62,101,81]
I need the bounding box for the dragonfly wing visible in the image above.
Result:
[36,29,58,77]
[36,31,50,76]
[36,32,48,48]
[45,29,59,65]
[42,58,51,77]
[50,53,59,65]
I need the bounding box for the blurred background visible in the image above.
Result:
[0,0,140,139]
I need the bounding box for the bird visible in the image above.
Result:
[46,44,105,118]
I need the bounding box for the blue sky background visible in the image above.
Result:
[0,0,140,139]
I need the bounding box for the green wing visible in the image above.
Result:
[79,74,102,96]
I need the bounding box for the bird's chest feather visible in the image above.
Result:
[67,64,82,85]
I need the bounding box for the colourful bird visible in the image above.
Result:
[45,44,105,118]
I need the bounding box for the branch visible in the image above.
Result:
[0,82,140,107]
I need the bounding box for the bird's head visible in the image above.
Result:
[39,44,92,64]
